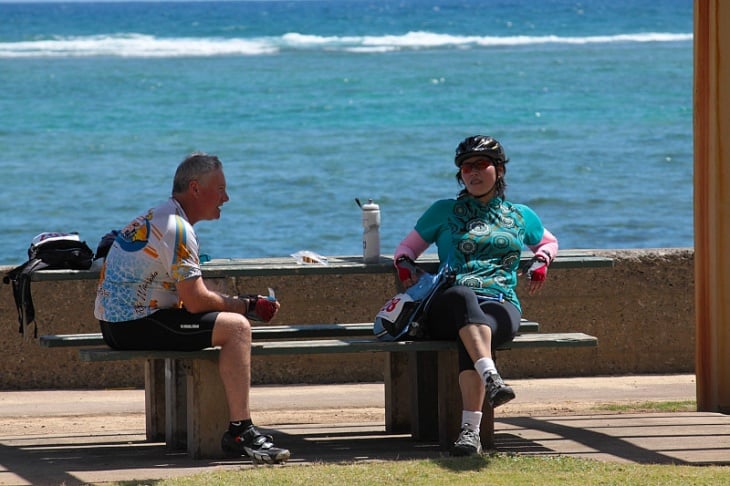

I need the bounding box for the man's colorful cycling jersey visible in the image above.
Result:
[94,197,202,322]
[414,196,545,312]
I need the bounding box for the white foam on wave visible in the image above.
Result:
[0,33,278,58]
[0,31,693,58]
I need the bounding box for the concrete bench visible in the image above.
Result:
[42,321,596,458]
[30,250,614,283]
[38,321,541,348]
[31,251,608,459]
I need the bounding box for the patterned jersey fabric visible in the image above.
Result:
[94,197,202,322]
[415,196,544,312]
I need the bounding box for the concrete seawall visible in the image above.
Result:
[0,248,694,390]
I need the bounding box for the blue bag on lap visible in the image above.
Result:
[373,263,452,341]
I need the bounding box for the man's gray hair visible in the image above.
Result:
[172,152,223,195]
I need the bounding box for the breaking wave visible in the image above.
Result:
[0,31,693,58]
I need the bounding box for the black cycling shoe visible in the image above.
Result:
[221,425,290,464]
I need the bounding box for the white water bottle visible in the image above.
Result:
[361,198,381,263]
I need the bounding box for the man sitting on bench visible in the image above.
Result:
[94,152,290,464]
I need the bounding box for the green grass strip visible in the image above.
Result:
[115,454,729,486]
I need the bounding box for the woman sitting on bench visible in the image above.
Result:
[394,135,558,457]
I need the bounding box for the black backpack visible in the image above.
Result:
[3,232,94,338]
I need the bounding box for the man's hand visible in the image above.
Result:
[519,256,548,295]
[245,295,280,322]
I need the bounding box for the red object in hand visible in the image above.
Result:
[245,296,278,322]
[522,257,548,281]
[395,255,417,283]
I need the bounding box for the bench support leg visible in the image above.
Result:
[408,350,439,441]
[480,400,495,450]
[144,359,166,442]
[437,349,495,450]
[165,359,188,450]
[389,349,473,447]
[186,358,229,459]
[437,349,460,449]
[384,351,411,433]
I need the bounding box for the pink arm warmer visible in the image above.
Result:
[528,228,559,263]
[394,230,430,262]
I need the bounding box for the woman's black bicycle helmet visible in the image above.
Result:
[454,135,509,166]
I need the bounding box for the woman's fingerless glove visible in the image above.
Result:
[395,255,418,283]
[521,256,548,282]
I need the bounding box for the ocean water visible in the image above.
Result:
[0,0,694,266]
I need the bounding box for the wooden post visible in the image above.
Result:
[408,351,440,441]
[143,359,166,442]
[164,359,188,450]
[694,0,730,413]
[186,358,230,458]
[384,352,412,433]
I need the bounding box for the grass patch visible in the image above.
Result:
[594,400,697,413]
[114,454,730,486]
[112,400,715,485]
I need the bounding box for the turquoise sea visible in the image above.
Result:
[0,0,694,265]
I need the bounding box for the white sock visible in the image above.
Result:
[474,357,497,383]
[462,410,482,433]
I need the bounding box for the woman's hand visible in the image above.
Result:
[395,255,421,289]
[519,256,548,295]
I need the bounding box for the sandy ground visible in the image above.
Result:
[0,374,698,437]
[4,374,729,486]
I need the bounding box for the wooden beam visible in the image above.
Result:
[694,0,730,413]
